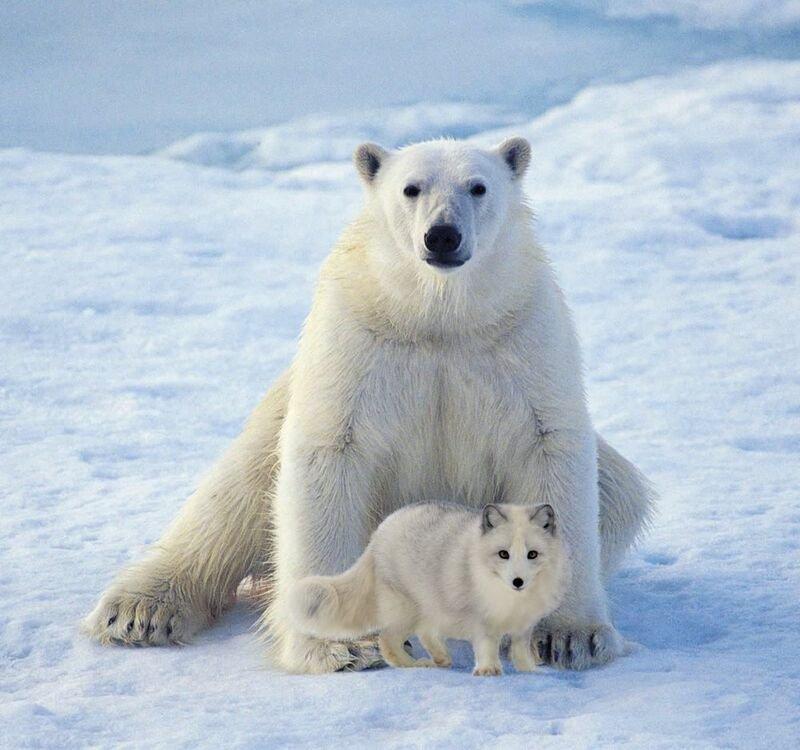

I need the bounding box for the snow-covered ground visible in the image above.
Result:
[2,58,800,748]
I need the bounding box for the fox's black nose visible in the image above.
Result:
[513,577,524,589]
[424,224,462,256]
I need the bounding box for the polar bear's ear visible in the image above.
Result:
[354,142,389,184]
[530,504,556,534]
[495,137,531,179]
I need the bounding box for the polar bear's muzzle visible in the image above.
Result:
[423,223,467,269]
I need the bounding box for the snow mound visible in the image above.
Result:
[157,103,524,171]
[492,59,800,253]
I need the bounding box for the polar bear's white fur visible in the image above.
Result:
[85,137,654,672]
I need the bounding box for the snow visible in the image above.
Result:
[515,0,800,30]
[157,104,525,171]
[2,58,800,748]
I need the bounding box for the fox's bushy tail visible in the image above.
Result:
[288,549,378,640]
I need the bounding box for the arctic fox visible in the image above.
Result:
[289,502,569,676]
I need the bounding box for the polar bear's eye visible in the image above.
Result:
[470,183,487,196]
[498,550,509,559]
[403,185,421,198]
[527,550,538,560]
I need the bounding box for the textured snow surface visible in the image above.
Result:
[2,60,800,748]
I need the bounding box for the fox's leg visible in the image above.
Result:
[379,629,435,669]
[84,370,291,646]
[510,629,537,672]
[418,630,452,668]
[472,633,503,676]
[376,592,435,668]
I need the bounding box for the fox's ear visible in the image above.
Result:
[481,504,507,533]
[354,142,389,184]
[531,504,555,534]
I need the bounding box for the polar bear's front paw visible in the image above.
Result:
[84,590,205,647]
[533,622,622,670]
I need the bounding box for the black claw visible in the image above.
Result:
[147,623,155,635]
[126,620,134,633]
[107,615,117,627]
[537,635,553,663]
[565,634,573,666]
[166,625,173,637]
[347,644,366,659]
[589,633,598,658]
[343,646,360,670]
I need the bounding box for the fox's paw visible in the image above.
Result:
[511,651,537,672]
[410,658,436,668]
[418,633,452,667]
[84,589,206,647]
[473,663,503,677]
[533,622,622,670]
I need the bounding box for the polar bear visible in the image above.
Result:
[85,137,654,673]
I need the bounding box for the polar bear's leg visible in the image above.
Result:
[265,425,386,673]
[595,433,656,577]
[83,370,291,646]
[507,428,626,670]
[531,432,655,669]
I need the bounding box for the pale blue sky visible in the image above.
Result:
[2,0,799,154]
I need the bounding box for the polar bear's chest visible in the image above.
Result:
[364,342,538,508]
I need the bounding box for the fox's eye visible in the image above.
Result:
[498,550,509,559]
[527,550,538,560]
[470,183,486,196]
[403,185,420,198]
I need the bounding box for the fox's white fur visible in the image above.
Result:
[84,137,655,673]
[290,503,569,676]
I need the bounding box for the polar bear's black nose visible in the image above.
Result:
[513,577,524,589]
[424,224,462,256]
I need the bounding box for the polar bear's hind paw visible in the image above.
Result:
[344,637,385,671]
[282,634,386,673]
